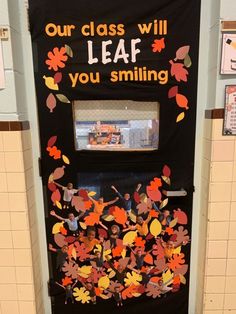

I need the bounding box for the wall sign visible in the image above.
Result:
[223,85,236,135]
[221,33,236,74]
[28,1,201,313]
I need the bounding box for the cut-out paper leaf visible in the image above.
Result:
[48,173,54,183]
[123,231,137,245]
[56,200,62,209]
[53,166,65,180]
[133,191,140,203]
[184,54,192,68]
[98,276,110,289]
[144,253,153,265]
[162,176,171,185]
[102,215,115,222]
[65,44,73,58]
[176,112,185,123]
[175,45,190,61]
[159,198,168,209]
[51,189,61,204]
[54,72,62,84]
[73,287,91,304]
[46,93,57,113]
[162,269,173,285]
[112,206,127,225]
[168,86,178,99]
[146,188,162,202]
[47,136,57,148]
[88,191,96,197]
[173,209,188,225]
[152,38,165,53]
[129,211,137,223]
[124,271,142,286]
[169,61,189,82]
[47,146,61,159]
[84,212,100,226]
[45,47,68,71]
[176,94,189,109]
[52,222,64,234]
[163,165,171,177]
[169,217,178,228]
[62,154,70,164]
[150,219,162,237]
[79,222,87,230]
[179,273,186,284]
[48,182,57,192]
[56,94,70,103]
[43,76,59,90]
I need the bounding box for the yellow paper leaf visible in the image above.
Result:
[129,211,137,223]
[159,198,168,209]
[123,231,137,245]
[176,112,185,123]
[56,94,70,103]
[108,270,116,278]
[161,176,171,185]
[55,200,62,209]
[62,155,70,164]
[98,276,110,289]
[140,193,147,202]
[79,222,87,230]
[71,247,77,260]
[162,269,173,285]
[65,44,73,58]
[179,274,186,285]
[169,217,178,228]
[94,244,102,253]
[78,266,92,278]
[173,246,181,254]
[149,219,162,237]
[99,294,110,300]
[132,293,141,297]
[121,249,126,259]
[48,173,54,183]
[88,191,96,196]
[102,215,115,222]
[52,222,64,234]
[43,75,59,90]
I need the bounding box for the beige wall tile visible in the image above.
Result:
[224,293,236,309]
[204,293,224,310]
[0,250,14,266]
[223,311,236,314]
[10,212,29,230]
[225,276,236,293]
[6,173,26,193]
[206,259,226,276]
[209,183,232,202]
[2,132,22,152]
[8,193,27,212]
[19,301,36,314]
[21,130,32,151]
[210,162,234,182]
[208,202,230,221]
[230,202,236,221]
[13,249,32,267]
[229,222,236,239]
[205,276,226,293]
[0,231,13,248]
[212,119,233,141]
[0,194,9,212]
[212,141,235,161]
[12,231,31,249]
[0,133,3,152]
[207,241,228,258]
[233,162,236,181]
[204,119,212,140]
[0,153,5,172]
[226,259,236,276]
[4,152,24,173]
[208,222,229,240]
[17,284,35,301]
[0,284,18,300]
[1,301,19,314]
[0,174,7,193]
[232,183,236,202]
[204,311,223,314]
[0,213,11,231]
[23,150,33,171]
[203,138,212,160]
[0,267,16,284]
[15,267,33,284]
[228,241,236,258]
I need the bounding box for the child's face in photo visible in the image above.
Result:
[111,226,118,234]
[68,213,75,221]
[67,183,73,190]
[62,246,68,253]
[88,231,96,241]
[98,197,104,204]
[137,216,143,225]
[137,250,142,256]
[124,193,130,200]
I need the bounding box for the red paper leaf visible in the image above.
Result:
[53,166,65,180]
[176,93,189,109]
[175,46,190,60]
[98,228,108,239]
[133,191,141,203]
[173,209,188,225]
[84,212,100,226]
[47,136,57,148]
[54,72,62,84]
[51,189,61,203]
[113,206,127,225]
[48,182,57,192]
[168,86,178,99]
[152,38,165,53]
[163,165,171,177]
[46,93,56,113]
[79,189,89,201]
[62,277,72,286]
[146,187,162,201]
[169,61,189,82]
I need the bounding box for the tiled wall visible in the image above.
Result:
[0,129,44,314]
[203,117,236,314]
